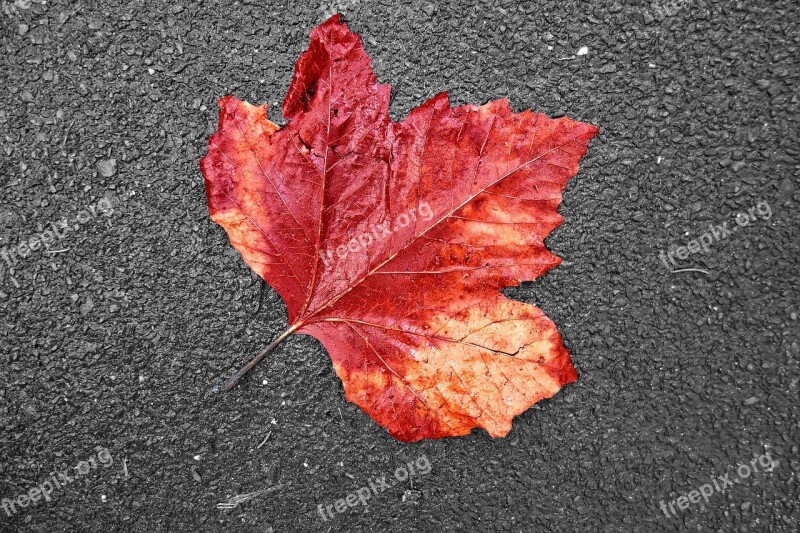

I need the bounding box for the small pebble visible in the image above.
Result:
[80,298,94,315]
[97,159,117,177]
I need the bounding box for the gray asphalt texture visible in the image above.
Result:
[1,0,799,532]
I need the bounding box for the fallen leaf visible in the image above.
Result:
[201,15,598,441]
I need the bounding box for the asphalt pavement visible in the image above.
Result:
[1,0,798,531]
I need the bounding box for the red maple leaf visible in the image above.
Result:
[201,15,598,442]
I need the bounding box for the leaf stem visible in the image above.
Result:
[212,323,302,393]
